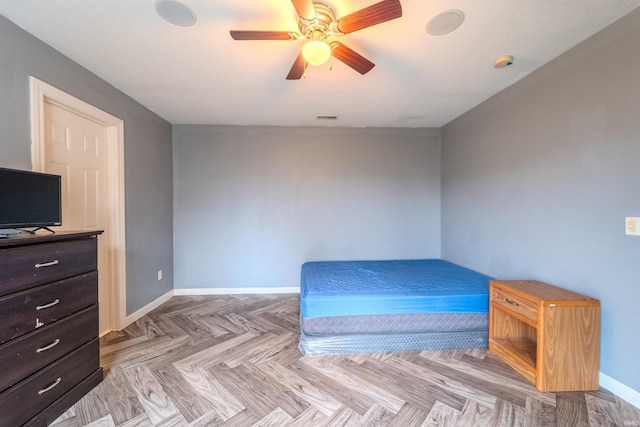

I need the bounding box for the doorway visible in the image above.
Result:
[30,77,126,335]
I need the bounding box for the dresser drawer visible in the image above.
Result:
[0,238,97,296]
[491,286,538,324]
[0,340,99,427]
[0,306,98,393]
[0,271,97,344]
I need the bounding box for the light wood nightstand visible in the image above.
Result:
[489,279,600,392]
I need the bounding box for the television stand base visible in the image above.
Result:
[20,226,56,234]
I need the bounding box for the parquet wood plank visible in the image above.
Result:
[387,403,429,426]
[288,407,329,427]
[322,406,362,426]
[341,358,443,409]
[300,357,406,413]
[176,364,244,421]
[101,365,146,425]
[251,407,294,426]
[117,335,212,371]
[287,359,379,415]
[253,311,300,333]
[455,399,492,427]
[358,404,396,426]
[172,333,255,370]
[224,332,295,368]
[231,362,310,419]
[422,400,461,426]
[73,376,111,425]
[555,393,588,427]
[523,396,557,427]
[123,366,180,424]
[223,312,270,336]
[206,363,279,418]
[413,352,556,407]
[385,355,495,409]
[84,415,116,427]
[113,414,151,427]
[50,409,78,427]
[617,396,640,427]
[151,364,216,423]
[185,410,224,427]
[256,361,343,416]
[218,408,260,427]
[489,399,525,427]
[585,393,624,426]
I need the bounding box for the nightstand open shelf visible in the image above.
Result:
[489,279,600,392]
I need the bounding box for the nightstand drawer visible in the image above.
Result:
[491,287,537,324]
[0,271,97,344]
[0,306,98,393]
[0,238,97,296]
[0,340,99,427]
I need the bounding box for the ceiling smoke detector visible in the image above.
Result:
[494,55,514,68]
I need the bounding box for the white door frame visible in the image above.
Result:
[29,76,126,332]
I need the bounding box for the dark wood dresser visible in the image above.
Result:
[0,230,103,426]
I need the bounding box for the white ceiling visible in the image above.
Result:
[1,0,638,127]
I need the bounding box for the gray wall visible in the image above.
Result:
[442,10,640,391]
[0,16,173,314]
[173,126,441,289]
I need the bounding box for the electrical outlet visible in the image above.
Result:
[626,217,640,236]
[157,270,163,280]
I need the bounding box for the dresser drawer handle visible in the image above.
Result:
[38,377,61,395]
[505,298,520,307]
[36,339,61,353]
[35,259,59,268]
[36,299,60,310]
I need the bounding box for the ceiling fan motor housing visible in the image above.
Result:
[299,2,337,41]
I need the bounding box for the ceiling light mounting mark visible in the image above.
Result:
[426,9,464,35]
[154,0,197,27]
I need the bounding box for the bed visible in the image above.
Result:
[298,259,492,355]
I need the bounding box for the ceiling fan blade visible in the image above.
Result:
[335,0,402,34]
[291,0,317,21]
[230,30,295,40]
[331,42,375,75]
[286,51,307,80]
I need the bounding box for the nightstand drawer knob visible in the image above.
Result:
[505,298,519,307]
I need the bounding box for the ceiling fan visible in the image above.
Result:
[230,0,402,80]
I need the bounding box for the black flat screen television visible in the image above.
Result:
[0,167,62,231]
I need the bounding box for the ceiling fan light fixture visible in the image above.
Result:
[302,40,332,66]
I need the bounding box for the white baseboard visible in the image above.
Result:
[122,289,175,328]
[600,372,640,409]
[115,287,297,331]
[174,287,300,295]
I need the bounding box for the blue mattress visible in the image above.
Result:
[300,259,491,318]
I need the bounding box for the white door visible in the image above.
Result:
[44,100,111,335]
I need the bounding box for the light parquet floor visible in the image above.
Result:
[51,295,639,427]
